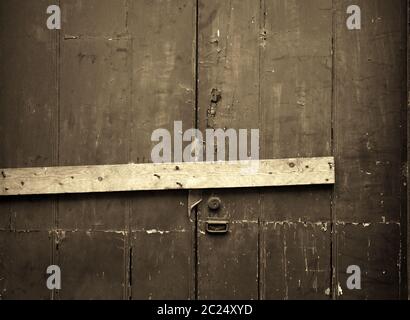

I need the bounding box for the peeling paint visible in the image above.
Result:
[144,229,187,235]
[337,283,343,296]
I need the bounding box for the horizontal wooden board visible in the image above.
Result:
[0,157,334,196]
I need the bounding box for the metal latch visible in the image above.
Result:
[206,220,229,234]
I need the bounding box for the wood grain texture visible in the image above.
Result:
[57,231,126,300]
[0,0,407,301]
[197,0,333,300]
[0,0,57,299]
[130,191,194,300]
[260,0,333,299]
[0,157,335,196]
[0,0,58,229]
[334,0,407,299]
[262,222,331,299]
[197,0,262,300]
[127,0,196,300]
[0,232,52,299]
[337,223,401,299]
[55,0,130,299]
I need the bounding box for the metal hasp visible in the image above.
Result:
[206,220,229,235]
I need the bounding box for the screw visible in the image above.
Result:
[208,197,221,211]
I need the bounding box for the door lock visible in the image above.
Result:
[206,220,229,234]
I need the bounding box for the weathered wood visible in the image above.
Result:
[262,221,331,299]
[259,0,333,300]
[130,190,193,300]
[57,231,126,300]
[0,157,334,196]
[337,223,401,300]
[55,0,130,300]
[0,232,52,300]
[334,0,407,299]
[407,0,410,301]
[127,0,196,300]
[0,0,406,301]
[0,0,57,299]
[0,0,58,227]
[198,189,260,299]
[196,0,333,300]
[197,0,262,300]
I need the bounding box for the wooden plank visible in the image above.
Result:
[182,0,263,299]
[131,191,193,300]
[0,232,52,300]
[197,191,260,300]
[127,0,196,300]
[56,0,130,300]
[407,0,409,301]
[57,231,126,300]
[334,0,407,299]
[0,157,335,196]
[0,0,58,228]
[259,0,333,300]
[131,230,194,299]
[337,223,401,300]
[57,34,131,229]
[0,0,58,299]
[262,221,331,299]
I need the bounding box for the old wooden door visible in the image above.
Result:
[195,0,407,300]
[0,0,407,299]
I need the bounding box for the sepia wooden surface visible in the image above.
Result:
[407,0,409,301]
[333,0,407,299]
[0,0,407,300]
[0,0,57,299]
[0,157,335,196]
[197,0,333,299]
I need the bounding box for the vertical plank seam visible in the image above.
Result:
[125,0,132,300]
[406,0,410,301]
[194,0,200,300]
[51,0,62,301]
[330,0,338,301]
[257,0,266,301]
[398,0,408,300]
[195,0,200,131]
